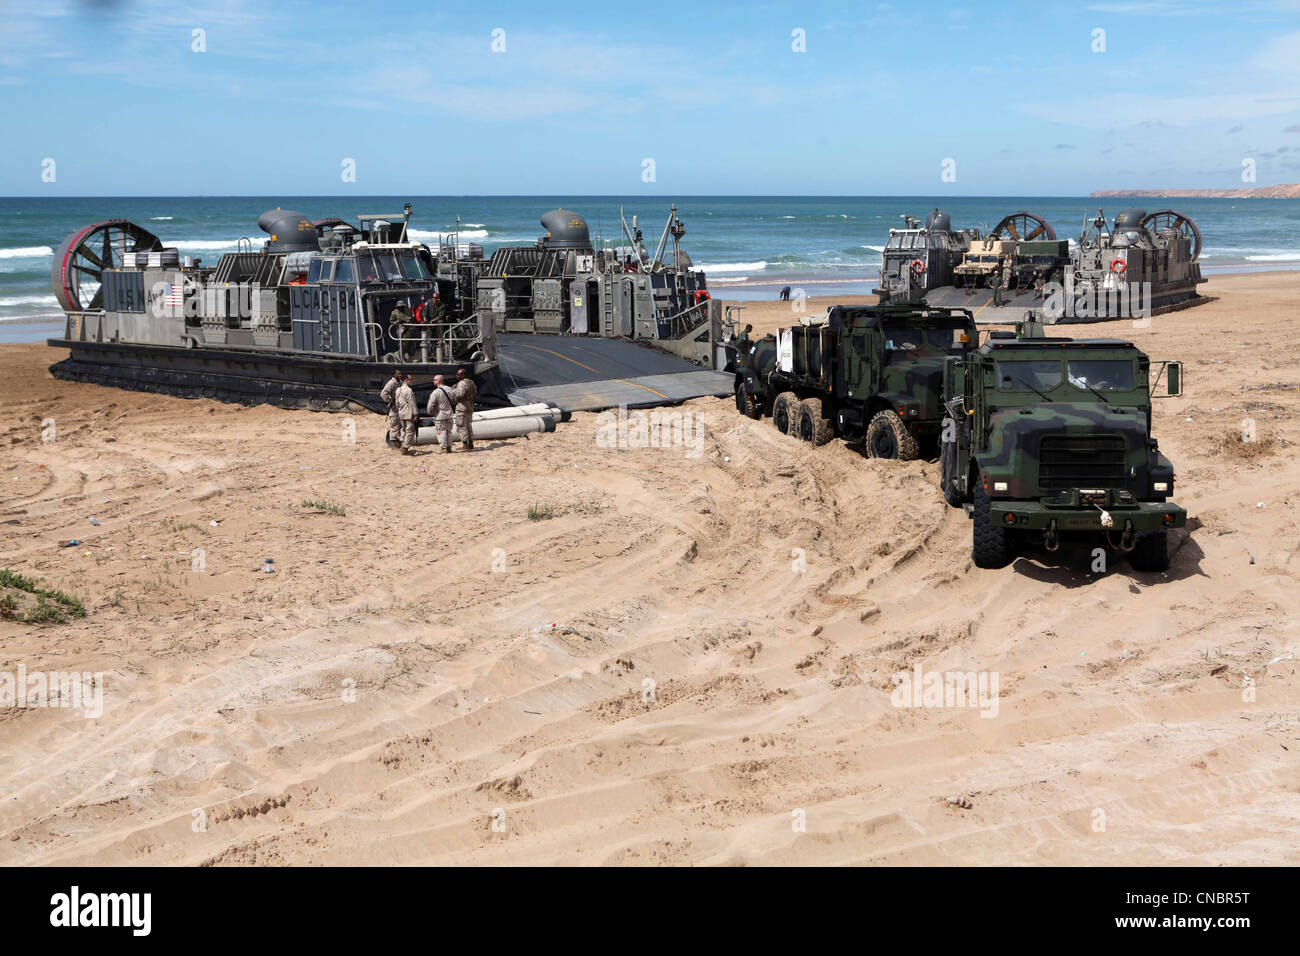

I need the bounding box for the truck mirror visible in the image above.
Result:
[1166,361,1182,397]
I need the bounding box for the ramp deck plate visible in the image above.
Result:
[496,333,731,411]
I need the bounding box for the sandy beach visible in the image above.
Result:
[1,270,1298,866]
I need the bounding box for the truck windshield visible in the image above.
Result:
[885,326,964,350]
[1067,360,1135,391]
[997,360,1062,391]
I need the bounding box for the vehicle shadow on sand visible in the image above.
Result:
[1009,528,1207,589]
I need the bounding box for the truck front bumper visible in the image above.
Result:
[989,491,1186,533]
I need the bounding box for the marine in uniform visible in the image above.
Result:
[426,373,457,453]
[380,368,403,448]
[389,303,413,360]
[453,367,477,450]
[395,373,418,454]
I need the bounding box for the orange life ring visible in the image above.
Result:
[909,258,927,275]
[1110,258,1127,274]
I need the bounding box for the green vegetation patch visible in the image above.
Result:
[0,569,86,625]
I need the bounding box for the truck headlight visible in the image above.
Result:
[993,481,1008,492]
[1153,481,1168,492]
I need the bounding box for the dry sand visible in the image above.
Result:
[1,271,1298,866]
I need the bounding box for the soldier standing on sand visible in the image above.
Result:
[426,373,457,453]
[380,368,403,448]
[395,373,418,455]
[453,366,477,451]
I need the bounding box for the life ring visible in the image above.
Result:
[1110,258,1127,274]
[909,258,927,276]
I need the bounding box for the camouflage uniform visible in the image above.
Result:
[380,375,401,446]
[390,306,413,360]
[395,382,418,451]
[989,270,1004,307]
[425,299,449,325]
[453,376,477,448]
[426,383,456,452]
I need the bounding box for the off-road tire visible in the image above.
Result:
[795,398,835,446]
[1127,530,1169,572]
[866,409,920,461]
[939,423,964,507]
[972,482,1012,569]
[735,379,762,419]
[772,391,800,436]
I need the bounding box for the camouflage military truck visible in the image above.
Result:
[735,305,976,458]
[1011,239,1069,289]
[939,328,1185,570]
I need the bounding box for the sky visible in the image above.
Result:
[1,0,1298,196]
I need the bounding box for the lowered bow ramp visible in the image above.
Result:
[496,333,731,411]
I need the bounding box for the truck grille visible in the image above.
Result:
[1038,434,1127,489]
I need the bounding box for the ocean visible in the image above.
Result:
[3,195,1297,343]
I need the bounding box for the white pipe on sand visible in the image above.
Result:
[414,415,552,445]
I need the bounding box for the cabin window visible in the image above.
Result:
[1067,360,1135,391]
[334,258,355,284]
[371,252,402,281]
[397,252,428,279]
[307,259,323,283]
[316,260,335,282]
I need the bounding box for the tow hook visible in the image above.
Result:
[1120,520,1135,552]
[1044,519,1060,552]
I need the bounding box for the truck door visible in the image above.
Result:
[843,326,872,399]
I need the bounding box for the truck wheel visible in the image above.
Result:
[972,482,1012,569]
[939,425,964,507]
[866,410,920,461]
[795,398,834,446]
[772,392,800,435]
[735,380,762,419]
[1127,530,1169,572]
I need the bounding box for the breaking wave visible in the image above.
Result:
[0,246,54,259]
[409,228,489,240]
[698,260,767,273]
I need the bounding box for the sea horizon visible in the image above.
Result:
[4,194,1297,341]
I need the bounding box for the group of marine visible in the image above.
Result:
[379,365,477,455]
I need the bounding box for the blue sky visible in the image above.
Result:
[2,0,1298,195]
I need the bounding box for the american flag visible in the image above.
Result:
[164,282,184,309]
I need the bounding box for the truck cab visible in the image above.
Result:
[941,332,1185,569]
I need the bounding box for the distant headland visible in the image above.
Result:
[1090,184,1300,199]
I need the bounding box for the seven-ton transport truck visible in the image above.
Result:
[735,305,978,459]
[939,329,1185,570]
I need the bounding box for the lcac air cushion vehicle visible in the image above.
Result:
[734,305,977,458]
[48,206,503,412]
[939,327,1186,570]
[874,207,1207,323]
